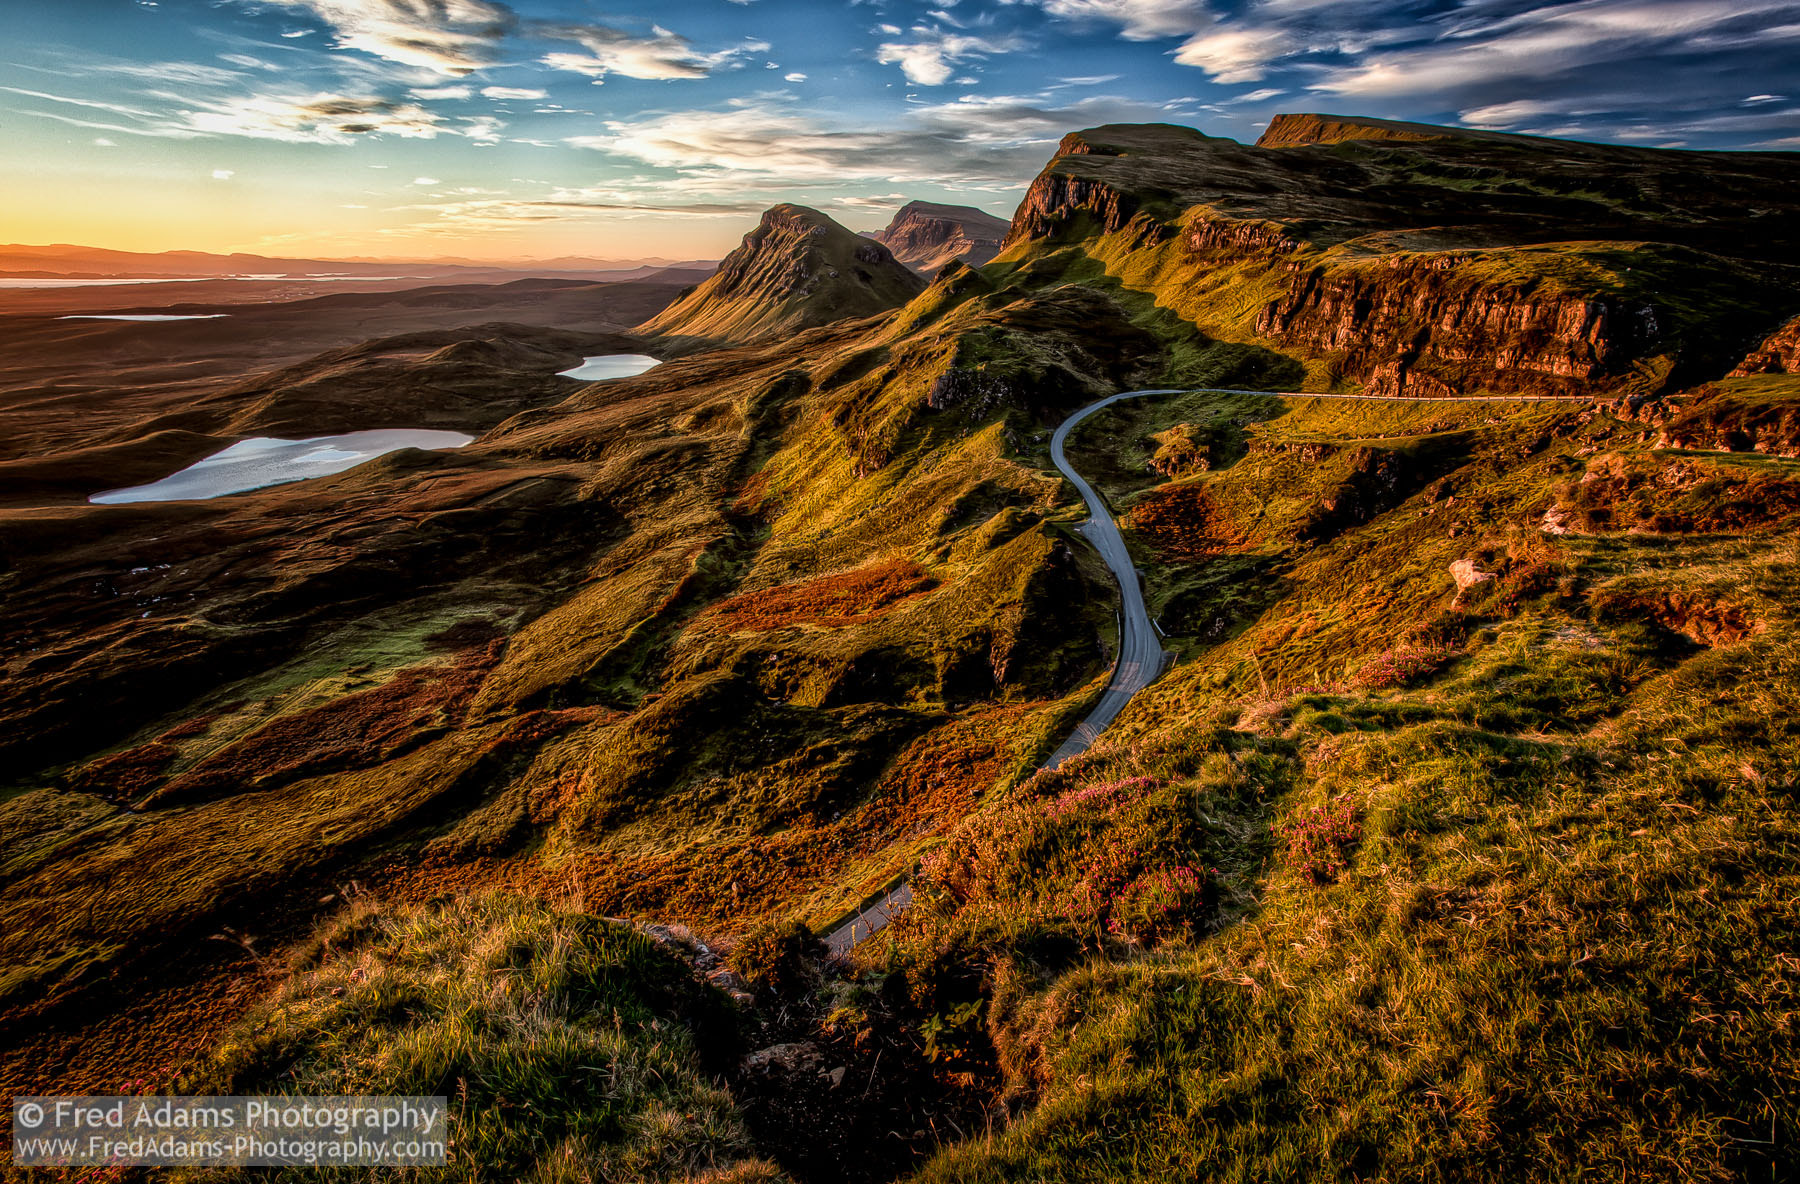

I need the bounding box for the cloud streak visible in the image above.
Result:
[876,28,1022,86]
[1025,0,1800,146]
[538,25,767,81]
[569,92,1197,188]
[254,0,517,75]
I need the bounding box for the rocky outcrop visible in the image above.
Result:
[641,204,925,344]
[1148,423,1213,478]
[1731,315,1800,376]
[1450,558,1496,593]
[1255,255,1662,396]
[1004,169,1140,248]
[1183,213,1302,258]
[869,201,1009,273]
[1652,401,1800,457]
[1592,588,1761,647]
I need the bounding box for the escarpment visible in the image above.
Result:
[1003,169,1142,248]
[1733,314,1800,375]
[997,115,1800,398]
[870,201,1009,273]
[1254,255,1662,396]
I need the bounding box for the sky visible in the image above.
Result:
[3,0,1798,263]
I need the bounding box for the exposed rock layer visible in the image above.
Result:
[997,117,1800,397]
[869,201,1009,274]
[1254,255,1662,396]
[1732,315,1800,376]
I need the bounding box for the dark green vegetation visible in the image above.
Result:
[3,115,1799,1181]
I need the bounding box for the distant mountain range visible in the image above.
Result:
[0,243,716,281]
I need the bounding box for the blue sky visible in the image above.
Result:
[4,0,1798,261]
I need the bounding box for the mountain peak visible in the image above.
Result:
[640,204,924,345]
[869,201,1010,274]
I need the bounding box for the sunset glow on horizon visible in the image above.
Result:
[5,0,1798,262]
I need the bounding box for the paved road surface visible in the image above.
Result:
[824,388,1181,955]
[1194,387,1593,402]
[1039,388,1185,764]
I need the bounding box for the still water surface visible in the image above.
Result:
[90,429,474,504]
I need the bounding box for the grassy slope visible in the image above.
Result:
[9,123,1800,1183]
[0,260,1190,1085]
[184,893,782,1183]
[868,381,1800,1182]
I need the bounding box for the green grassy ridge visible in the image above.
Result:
[183,893,783,1183]
[15,154,1800,1180]
[641,204,925,347]
[847,370,1800,1180]
[2,282,1152,1024]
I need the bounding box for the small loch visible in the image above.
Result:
[556,354,660,381]
[59,314,230,322]
[90,429,474,505]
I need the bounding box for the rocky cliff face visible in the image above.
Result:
[1254,254,1663,396]
[1732,315,1800,375]
[641,204,925,344]
[870,201,1009,273]
[1003,164,1139,249]
[997,117,1800,398]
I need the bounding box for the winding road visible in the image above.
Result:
[820,382,1597,953]
[824,388,1181,955]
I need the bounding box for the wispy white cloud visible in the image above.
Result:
[1172,26,1295,82]
[1315,0,1800,97]
[83,60,249,88]
[229,0,757,91]
[218,52,277,70]
[1034,0,1209,41]
[539,25,767,81]
[191,93,460,142]
[569,92,1188,188]
[1023,0,1800,148]
[876,27,1022,85]
[0,85,165,120]
[246,0,516,76]
[480,85,546,99]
